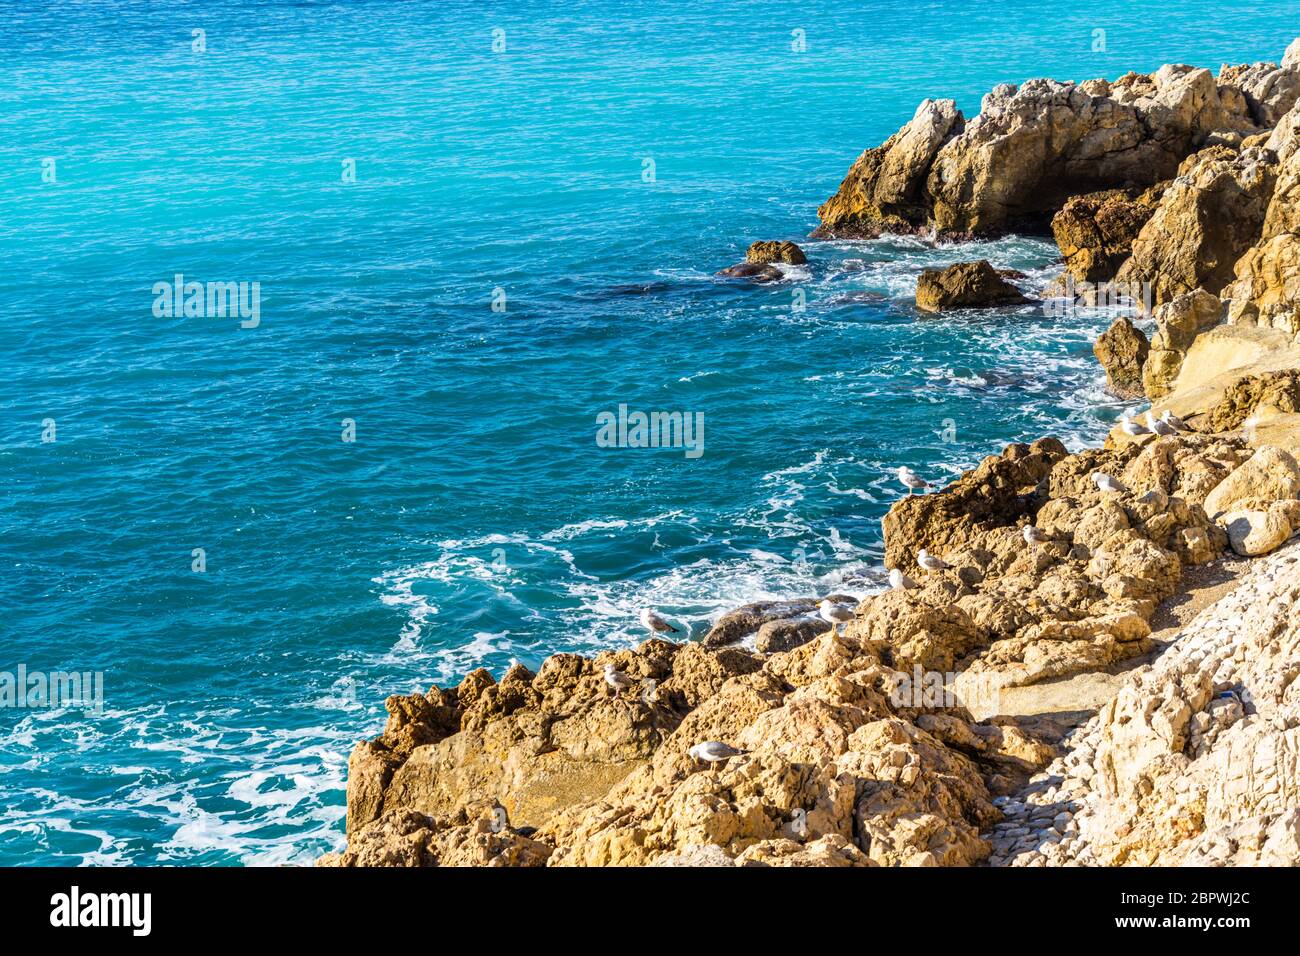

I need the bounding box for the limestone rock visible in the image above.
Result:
[1115,146,1279,307]
[915,261,1029,312]
[1052,188,1163,283]
[1221,507,1293,555]
[1093,316,1150,399]
[746,240,807,265]
[1142,290,1224,398]
[1202,444,1300,515]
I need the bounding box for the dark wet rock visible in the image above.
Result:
[915,260,1031,312]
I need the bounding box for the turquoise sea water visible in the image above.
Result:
[2,0,1297,865]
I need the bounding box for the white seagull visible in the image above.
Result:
[1145,411,1176,436]
[897,466,931,495]
[1092,472,1129,494]
[689,741,748,765]
[818,599,855,634]
[1022,525,1048,546]
[639,608,680,635]
[1161,409,1190,432]
[1119,413,1150,437]
[888,568,918,590]
[604,663,637,697]
[916,549,950,571]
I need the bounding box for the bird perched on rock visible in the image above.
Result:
[1119,414,1150,436]
[897,466,931,495]
[916,549,950,571]
[888,568,918,590]
[1022,525,1048,546]
[639,608,679,635]
[604,663,637,697]
[689,741,748,765]
[1161,409,1190,432]
[818,599,855,634]
[1146,410,1176,436]
[1092,472,1129,494]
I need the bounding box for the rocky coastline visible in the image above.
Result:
[321,39,1300,867]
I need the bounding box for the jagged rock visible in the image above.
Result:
[882,437,1067,571]
[318,808,554,868]
[1052,188,1163,283]
[1093,316,1150,398]
[1218,60,1300,127]
[1198,369,1300,433]
[1142,290,1224,398]
[1115,146,1279,307]
[915,261,1029,312]
[746,240,807,265]
[1224,101,1300,332]
[817,63,1259,238]
[1203,444,1300,515]
[813,98,965,238]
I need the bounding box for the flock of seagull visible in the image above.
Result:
[610,406,1191,773]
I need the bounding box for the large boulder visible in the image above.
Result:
[914,260,1029,312]
[1142,290,1224,398]
[1115,146,1279,307]
[1093,316,1150,399]
[1202,444,1300,515]
[746,240,807,265]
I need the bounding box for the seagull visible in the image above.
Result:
[640,678,659,705]
[888,568,918,590]
[639,608,679,635]
[897,466,931,495]
[1145,411,1176,436]
[1022,525,1048,546]
[1161,409,1190,432]
[689,741,748,765]
[818,599,855,634]
[604,663,637,697]
[916,549,950,571]
[1119,414,1150,437]
[1092,472,1129,494]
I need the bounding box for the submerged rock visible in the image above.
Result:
[914,260,1029,312]
[717,261,784,282]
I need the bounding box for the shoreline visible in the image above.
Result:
[324,37,1300,867]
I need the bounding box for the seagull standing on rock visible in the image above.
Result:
[1161,409,1191,432]
[689,741,748,766]
[1146,411,1176,436]
[604,663,637,698]
[639,608,680,635]
[897,466,931,495]
[888,568,918,590]
[818,599,855,635]
[1022,525,1048,546]
[916,549,950,571]
[1092,472,1129,494]
[1119,414,1150,437]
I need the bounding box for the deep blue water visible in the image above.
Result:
[2,0,1297,865]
